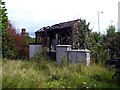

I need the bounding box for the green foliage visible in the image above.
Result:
[22,36,35,45]
[2,22,29,59]
[1,1,17,59]
[73,19,92,49]
[104,25,120,59]
[106,25,116,37]
[1,1,30,59]
[1,0,13,59]
[89,25,120,64]
[89,32,107,64]
[2,58,120,88]
[0,1,8,30]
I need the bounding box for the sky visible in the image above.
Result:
[4,0,120,37]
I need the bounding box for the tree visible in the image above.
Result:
[73,19,92,49]
[1,1,29,59]
[106,25,116,37]
[89,32,106,64]
[0,1,12,58]
[104,26,120,59]
[22,35,35,45]
[104,25,118,59]
[89,25,120,64]
[115,32,120,57]
[7,22,29,59]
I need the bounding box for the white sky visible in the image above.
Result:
[4,0,120,37]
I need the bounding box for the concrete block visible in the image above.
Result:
[56,45,71,65]
[29,44,42,59]
[68,49,90,66]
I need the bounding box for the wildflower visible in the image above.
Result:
[86,87,89,88]
[92,83,96,88]
[83,82,87,88]
[93,84,96,87]
[83,82,86,85]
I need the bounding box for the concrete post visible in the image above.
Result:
[29,44,42,59]
[56,45,71,65]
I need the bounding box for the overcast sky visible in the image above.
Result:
[4,0,120,37]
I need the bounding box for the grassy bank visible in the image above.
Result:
[2,58,120,88]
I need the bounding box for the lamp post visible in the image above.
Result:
[98,11,103,33]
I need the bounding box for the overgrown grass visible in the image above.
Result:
[0,58,2,89]
[2,57,120,88]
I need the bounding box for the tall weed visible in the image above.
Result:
[2,58,120,88]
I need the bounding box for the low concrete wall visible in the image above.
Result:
[29,44,42,59]
[56,45,90,66]
[29,44,90,66]
[68,49,90,66]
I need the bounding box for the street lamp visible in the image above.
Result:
[98,11,103,33]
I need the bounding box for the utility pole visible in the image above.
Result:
[98,11,103,33]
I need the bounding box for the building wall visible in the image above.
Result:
[118,1,120,32]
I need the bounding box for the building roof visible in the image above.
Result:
[35,19,80,33]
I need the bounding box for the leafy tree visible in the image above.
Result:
[115,32,120,57]
[1,1,29,59]
[106,25,116,37]
[7,22,29,59]
[89,32,107,64]
[104,25,120,59]
[1,1,17,59]
[89,25,120,64]
[73,19,92,49]
[89,32,100,63]
[0,1,13,58]
[22,36,35,45]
